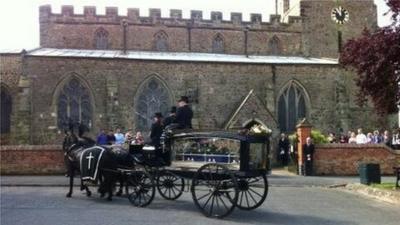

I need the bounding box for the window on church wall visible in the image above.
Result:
[278,82,307,132]
[57,78,92,130]
[154,31,169,51]
[94,28,109,50]
[0,87,12,134]
[268,35,282,55]
[135,78,171,131]
[212,34,224,53]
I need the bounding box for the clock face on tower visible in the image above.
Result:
[331,6,349,25]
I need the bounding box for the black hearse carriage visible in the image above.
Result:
[128,129,270,218]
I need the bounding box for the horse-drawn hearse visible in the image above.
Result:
[63,127,270,218]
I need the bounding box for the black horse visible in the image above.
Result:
[63,129,127,201]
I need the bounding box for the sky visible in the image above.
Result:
[0,0,393,50]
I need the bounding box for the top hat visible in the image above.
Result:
[170,106,177,113]
[178,96,189,103]
[154,112,163,118]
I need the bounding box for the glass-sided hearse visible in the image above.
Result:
[127,129,270,218]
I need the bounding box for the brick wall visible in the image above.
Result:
[0,145,64,174]
[2,144,399,175]
[314,144,400,175]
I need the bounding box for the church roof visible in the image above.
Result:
[26,48,338,65]
[0,49,25,54]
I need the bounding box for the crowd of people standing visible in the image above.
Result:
[95,96,193,148]
[327,128,400,148]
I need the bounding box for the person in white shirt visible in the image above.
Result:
[114,128,125,145]
[355,128,367,144]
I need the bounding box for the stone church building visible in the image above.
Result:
[0,0,380,145]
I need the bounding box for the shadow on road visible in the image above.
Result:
[226,210,356,225]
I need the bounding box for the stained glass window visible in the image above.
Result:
[0,87,12,134]
[136,78,171,131]
[212,34,224,53]
[57,78,92,130]
[278,82,307,132]
[154,31,168,51]
[95,27,109,50]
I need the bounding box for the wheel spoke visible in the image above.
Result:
[172,185,181,193]
[239,191,244,206]
[202,193,213,209]
[247,188,258,204]
[197,191,212,201]
[247,177,260,184]
[209,195,215,216]
[218,194,230,210]
[171,186,177,196]
[248,187,264,198]
[162,187,168,195]
[244,191,250,208]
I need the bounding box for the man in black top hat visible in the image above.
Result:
[164,106,177,128]
[150,112,164,147]
[175,96,193,129]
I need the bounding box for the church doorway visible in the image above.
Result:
[1,86,12,135]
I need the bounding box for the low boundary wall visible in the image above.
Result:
[0,145,64,174]
[1,144,400,175]
[314,144,400,175]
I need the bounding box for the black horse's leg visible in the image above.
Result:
[66,168,74,198]
[116,175,123,197]
[84,182,92,197]
[79,178,92,197]
[98,174,105,198]
[106,174,114,201]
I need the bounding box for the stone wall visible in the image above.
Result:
[0,53,24,145]
[22,55,378,146]
[0,53,22,90]
[38,0,377,58]
[314,144,400,175]
[0,145,64,174]
[39,5,302,55]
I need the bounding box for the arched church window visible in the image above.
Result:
[57,78,92,130]
[212,33,224,53]
[0,86,12,134]
[94,27,109,49]
[278,81,307,132]
[268,35,281,55]
[135,77,171,131]
[154,31,169,51]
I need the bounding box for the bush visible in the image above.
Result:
[311,130,329,144]
[287,129,328,145]
[288,133,298,145]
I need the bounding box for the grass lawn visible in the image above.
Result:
[370,182,399,191]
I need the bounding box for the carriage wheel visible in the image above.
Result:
[126,171,155,207]
[157,171,185,200]
[234,173,268,210]
[191,163,238,218]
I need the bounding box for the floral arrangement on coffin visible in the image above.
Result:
[248,124,272,135]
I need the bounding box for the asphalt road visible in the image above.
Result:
[1,186,399,225]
